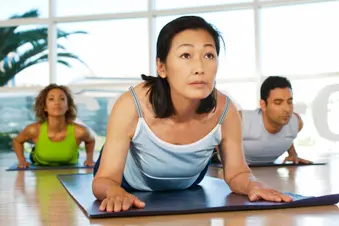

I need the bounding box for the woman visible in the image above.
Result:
[12,84,95,168]
[92,15,293,213]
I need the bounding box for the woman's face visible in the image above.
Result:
[44,88,68,117]
[157,29,218,100]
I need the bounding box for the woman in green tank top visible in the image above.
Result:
[12,84,96,168]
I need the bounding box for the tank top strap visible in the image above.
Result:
[129,86,143,118]
[39,121,48,138]
[66,123,75,138]
[218,96,231,125]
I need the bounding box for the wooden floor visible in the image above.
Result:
[1,151,339,226]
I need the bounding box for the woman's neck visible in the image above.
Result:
[47,117,67,133]
[170,91,200,123]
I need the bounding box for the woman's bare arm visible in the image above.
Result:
[218,100,256,194]
[92,91,139,200]
[12,123,39,166]
[219,98,292,202]
[75,124,96,165]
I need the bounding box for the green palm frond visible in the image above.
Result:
[0,9,88,86]
[9,9,40,19]
[0,10,40,45]
[0,27,87,61]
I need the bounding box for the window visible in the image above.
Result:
[75,90,123,136]
[0,0,48,20]
[261,1,339,75]
[1,25,49,87]
[57,18,149,85]
[216,82,258,110]
[12,63,49,87]
[56,0,147,17]
[0,92,36,134]
[154,0,253,10]
[155,9,255,79]
[290,77,339,153]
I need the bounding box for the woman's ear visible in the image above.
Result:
[156,58,167,78]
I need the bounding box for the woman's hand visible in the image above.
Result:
[83,159,95,167]
[247,182,293,202]
[17,160,30,168]
[99,185,145,212]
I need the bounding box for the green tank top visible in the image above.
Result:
[32,121,79,166]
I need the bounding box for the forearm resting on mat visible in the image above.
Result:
[92,177,121,200]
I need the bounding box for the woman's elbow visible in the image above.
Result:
[92,178,105,200]
[12,137,23,147]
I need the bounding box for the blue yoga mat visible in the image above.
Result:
[210,160,326,168]
[6,157,93,171]
[57,173,339,218]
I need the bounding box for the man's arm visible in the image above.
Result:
[284,113,312,164]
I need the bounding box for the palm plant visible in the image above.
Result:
[0,9,87,86]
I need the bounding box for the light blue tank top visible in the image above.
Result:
[241,109,299,164]
[123,87,231,191]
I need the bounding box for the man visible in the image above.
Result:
[212,76,312,165]
[239,76,312,165]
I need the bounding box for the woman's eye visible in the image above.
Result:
[205,53,215,59]
[180,53,191,59]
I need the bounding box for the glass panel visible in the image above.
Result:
[56,18,149,85]
[216,82,258,110]
[261,1,339,75]
[0,92,37,150]
[155,9,255,79]
[0,0,48,20]
[289,76,339,155]
[0,25,49,87]
[56,0,147,17]
[154,0,253,10]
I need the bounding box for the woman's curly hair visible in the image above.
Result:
[34,84,77,123]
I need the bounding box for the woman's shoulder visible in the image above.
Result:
[72,122,91,139]
[107,82,148,123]
[72,122,87,131]
[216,90,234,110]
[129,82,150,98]
[120,82,152,114]
[27,122,42,131]
[215,89,238,120]
[115,82,148,102]
[21,122,42,138]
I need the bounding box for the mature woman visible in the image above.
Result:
[92,15,293,213]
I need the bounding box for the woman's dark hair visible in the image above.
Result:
[142,15,225,118]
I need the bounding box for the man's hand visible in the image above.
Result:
[282,155,312,164]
